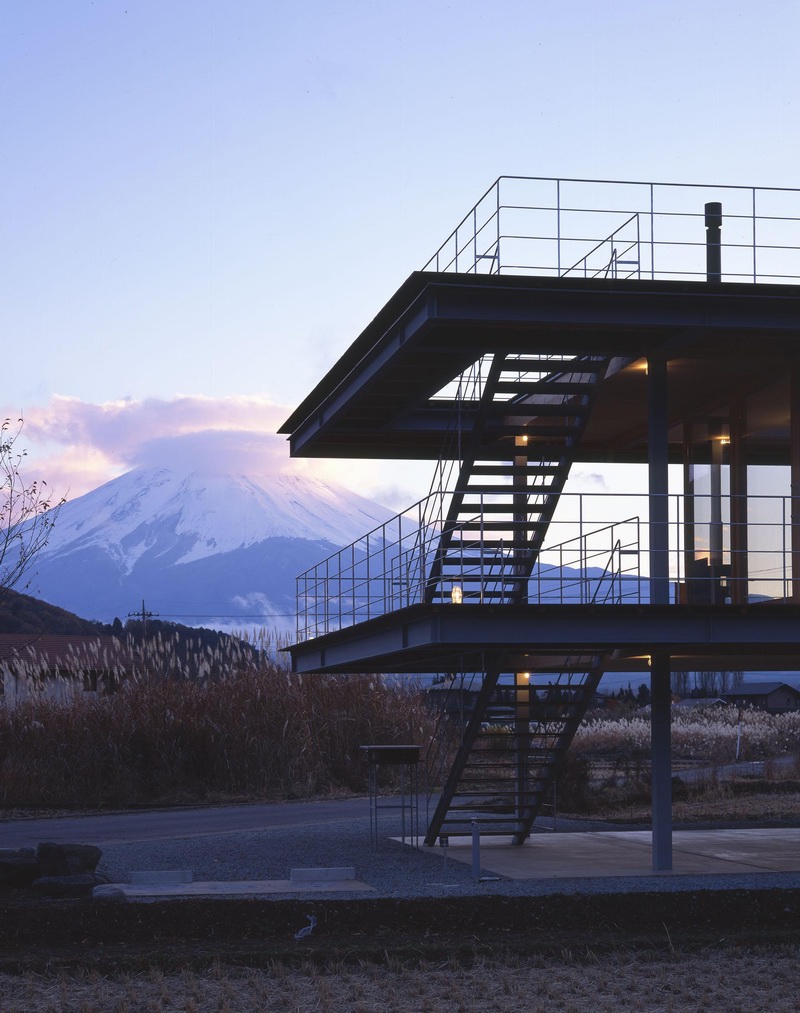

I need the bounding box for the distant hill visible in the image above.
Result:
[0,589,103,635]
[0,588,267,675]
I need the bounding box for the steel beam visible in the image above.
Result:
[287,603,800,673]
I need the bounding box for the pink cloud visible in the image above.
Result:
[11,395,304,499]
[6,394,427,509]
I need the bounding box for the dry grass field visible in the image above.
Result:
[1,947,797,1012]
[3,665,799,1010]
[0,648,436,807]
[582,788,800,825]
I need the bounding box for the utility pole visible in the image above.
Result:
[127,599,158,637]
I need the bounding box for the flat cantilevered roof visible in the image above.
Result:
[280,272,800,463]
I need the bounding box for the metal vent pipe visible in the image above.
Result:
[705,201,722,283]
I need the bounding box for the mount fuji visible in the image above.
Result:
[20,465,396,632]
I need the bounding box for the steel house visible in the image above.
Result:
[281,178,800,869]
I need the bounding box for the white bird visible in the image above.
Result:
[294,914,317,940]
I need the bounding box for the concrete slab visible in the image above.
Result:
[415,828,800,880]
[129,870,193,885]
[97,878,375,899]
[290,866,356,882]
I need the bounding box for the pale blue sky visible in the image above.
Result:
[3,0,799,503]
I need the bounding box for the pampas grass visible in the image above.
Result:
[0,631,435,807]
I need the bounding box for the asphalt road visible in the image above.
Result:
[0,798,371,848]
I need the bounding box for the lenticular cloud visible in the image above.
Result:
[15,394,303,496]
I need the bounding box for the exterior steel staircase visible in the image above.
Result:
[424,657,607,846]
[423,351,612,845]
[425,352,611,606]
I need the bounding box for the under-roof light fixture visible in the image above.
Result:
[515,434,529,447]
[451,585,463,605]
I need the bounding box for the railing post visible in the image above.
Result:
[473,206,477,273]
[480,499,485,603]
[496,180,501,274]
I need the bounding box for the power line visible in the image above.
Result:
[127,599,159,635]
[148,613,295,619]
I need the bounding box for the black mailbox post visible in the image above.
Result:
[360,745,420,849]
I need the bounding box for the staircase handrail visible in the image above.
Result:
[560,212,640,279]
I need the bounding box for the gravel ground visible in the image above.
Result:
[94,810,800,900]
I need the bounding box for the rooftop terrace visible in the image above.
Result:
[422,176,800,283]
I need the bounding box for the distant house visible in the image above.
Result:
[674,697,729,710]
[0,635,133,705]
[722,682,800,714]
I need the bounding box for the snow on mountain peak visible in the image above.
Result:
[38,464,397,570]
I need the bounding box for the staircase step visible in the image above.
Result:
[469,450,570,464]
[479,436,574,448]
[498,364,604,378]
[450,791,551,803]
[460,539,539,550]
[458,520,546,531]
[498,370,603,380]
[457,502,546,514]
[438,824,526,836]
[493,381,597,395]
[470,464,562,476]
[484,424,579,438]
[440,813,523,823]
[446,791,519,799]
[487,402,588,418]
[462,490,556,500]
[453,778,553,788]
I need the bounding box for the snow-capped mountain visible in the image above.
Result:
[20,466,396,631]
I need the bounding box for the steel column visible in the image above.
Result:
[729,398,748,605]
[791,362,800,603]
[650,652,673,870]
[514,671,530,833]
[647,358,670,605]
[648,355,672,869]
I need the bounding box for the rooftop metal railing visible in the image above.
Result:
[422,177,800,285]
[295,492,799,642]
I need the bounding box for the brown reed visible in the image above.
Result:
[0,632,436,807]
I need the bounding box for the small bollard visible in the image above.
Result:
[440,834,449,875]
[471,820,481,881]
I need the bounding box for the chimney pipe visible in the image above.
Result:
[705,201,722,283]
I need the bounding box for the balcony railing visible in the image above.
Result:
[295,492,799,642]
[421,177,800,285]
